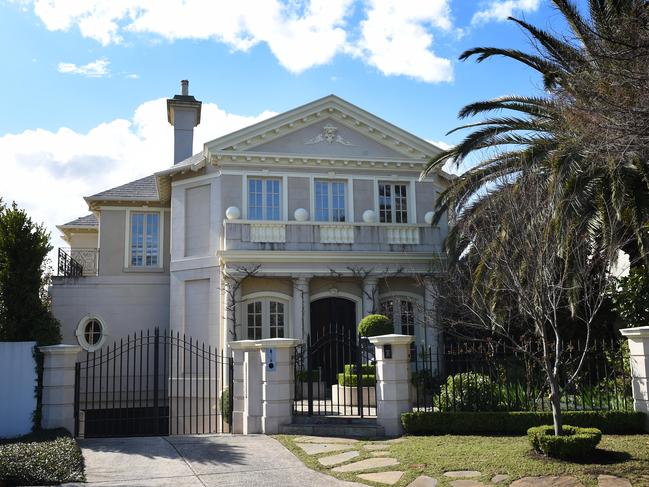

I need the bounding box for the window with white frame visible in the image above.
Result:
[245,298,287,339]
[315,180,346,222]
[378,182,408,223]
[248,177,281,220]
[130,212,160,267]
[380,297,417,359]
[75,315,107,352]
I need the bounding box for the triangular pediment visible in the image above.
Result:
[204,95,443,162]
[244,117,406,159]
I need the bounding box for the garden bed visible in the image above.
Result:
[0,428,85,486]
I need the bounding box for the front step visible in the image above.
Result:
[279,417,386,439]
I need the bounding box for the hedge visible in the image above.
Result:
[401,410,646,435]
[528,425,602,459]
[0,428,85,486]
[337,373,376,387]
[343,364,376,375]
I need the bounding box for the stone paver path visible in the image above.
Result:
[449,481,485,487]
[364,443,390,451]
[510,477,584,487]
[444,471,482,478]
[597,475,632,487]
[293,436,359,444]
[492,475,509,484]
[357,471,404,485]
[407,475,438,487]
[319,450,360,466]
[370,451,390,457]
[332,457,399,473]
[296,442,355,455]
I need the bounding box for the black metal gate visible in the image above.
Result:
[74,328,233,438]
[294,322,376,418]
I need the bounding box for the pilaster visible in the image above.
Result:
[39,345,81,434]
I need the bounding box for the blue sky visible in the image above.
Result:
[0,0,574,251]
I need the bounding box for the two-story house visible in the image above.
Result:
[51,82,450,362]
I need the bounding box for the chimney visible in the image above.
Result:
[167,80,202,164]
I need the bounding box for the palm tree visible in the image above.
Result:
[424,0,649,263]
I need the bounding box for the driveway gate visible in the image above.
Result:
[74,328,233,438]
[293,322,376,417]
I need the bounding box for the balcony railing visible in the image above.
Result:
[57,248,99,277]
[223,220,442,253]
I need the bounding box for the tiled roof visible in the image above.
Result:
[87,174,159,201]
[61,214,98,228]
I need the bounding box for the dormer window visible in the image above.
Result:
[379,182,408,223]
[248,177,281,221]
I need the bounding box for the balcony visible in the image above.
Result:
[223,221,442,253]
[57,248,99,277]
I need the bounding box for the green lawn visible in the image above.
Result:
[276,434,649,487]
[0,428,85,486]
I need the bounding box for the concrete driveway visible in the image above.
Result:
[64,435,365,487]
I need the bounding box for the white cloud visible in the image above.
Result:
[0,99,276,253]
[353,0,454,83]
[472,0,540,24]
[57,58,110,77]
[29,0,455,83]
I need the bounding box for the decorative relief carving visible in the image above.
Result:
[305,124,353,146]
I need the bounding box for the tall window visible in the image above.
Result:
[381,297,417,359]
[130,212,159,267]
[315,180,346,222]
[379,183,408,223]
[248,177,281,220]
[246,298,287,339]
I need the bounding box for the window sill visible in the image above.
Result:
[122,266,166,273]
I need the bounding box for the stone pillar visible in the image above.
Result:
[229,340,261,434]
[39,345,81,434]
[258,338,301,434]
[620,326,649,431]
[362,277,379,316]
[368,334,414,437]
[292,277,310,341]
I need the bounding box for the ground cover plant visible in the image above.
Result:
[277,433,649,487]
[0,428,85,486]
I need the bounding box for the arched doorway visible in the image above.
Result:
[309,297,357,385]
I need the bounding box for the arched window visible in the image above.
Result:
[245,298,287,339]
[76,315,108,352]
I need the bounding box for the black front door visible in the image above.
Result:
[309,297,356,385]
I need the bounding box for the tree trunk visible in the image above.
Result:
[548,376,563,436]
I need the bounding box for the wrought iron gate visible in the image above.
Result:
[294,322,376,417]
[74,328,233,438]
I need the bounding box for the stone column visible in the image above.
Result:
[620,326,649,431]
[258,338,301,434]
[362,277,379,316]
[229,340,260,434]
[292,277,310,341]
[39,344,81,434]
[368,334,414,437]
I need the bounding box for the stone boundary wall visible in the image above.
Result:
[0,341,37,438]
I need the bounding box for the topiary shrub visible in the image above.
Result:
[527,425,602,459]
[344,363,376,375]
[358,314,393,337]
[337,373,376,387]
[434,372,501,412]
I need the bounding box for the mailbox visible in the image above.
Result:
[384,344,392,359]
[266,348,276,372]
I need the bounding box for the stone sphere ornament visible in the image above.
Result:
[294,208,309,222]
[424,211,435,225]
[225,206,241,220]
[362,209,378,223]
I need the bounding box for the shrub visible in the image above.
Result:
[344,363,376,375]
[0,428,84,486]
[434,372,501,412]
[220,387,231,424]
[358,314,393,337]
[401,410,646,435]
[528,425,602,459]
[337,373,376,387]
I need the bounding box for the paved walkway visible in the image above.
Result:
[63,435,365,487]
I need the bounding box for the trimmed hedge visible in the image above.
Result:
[338,373,376,387]
[401,410,646,435]
[344,364,376,375]
[528,425,602,459]
[0,428,85,486]
[358,314,393,337]
[296,369,321,382]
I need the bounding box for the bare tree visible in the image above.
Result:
[222,264,261,342]
[430,175,636,435]
[328,265,405,315]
